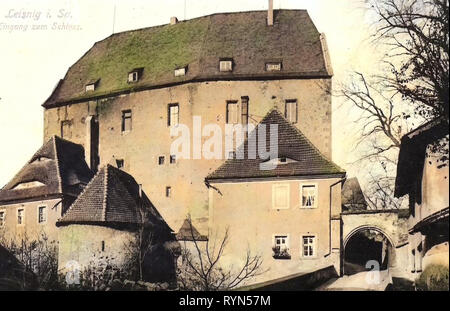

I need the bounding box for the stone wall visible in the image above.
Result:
[43,79,332,234]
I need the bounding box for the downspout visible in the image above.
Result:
[324,177,346,258]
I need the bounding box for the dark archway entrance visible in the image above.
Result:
[343,228,394,276]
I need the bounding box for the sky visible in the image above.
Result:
[0,0,383,188]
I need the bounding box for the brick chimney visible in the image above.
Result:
[268,0,274,26]
[170,16,178,25]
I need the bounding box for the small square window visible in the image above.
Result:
[166,186,172,198]
[38,206,46,224]
[17,209,24,225]
[122,110,132,132]
[116,159,124,169]
[85,79,99,92]
[219,60,233,72]
[0,211,5,227]
[128,68,143,83]
[158,156,165,165]
[174,67,187,77]
[170,155,176,164]
[266,62,282,71]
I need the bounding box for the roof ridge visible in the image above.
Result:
[103,9,308,39]
[102,164,110,222]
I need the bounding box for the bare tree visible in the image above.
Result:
[177,217,265,291]
[338,0,449,208]
[338,72,413,209]
[369,0,449,122]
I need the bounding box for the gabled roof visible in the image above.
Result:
[176,218,208,241]
[43,10,331,108]
[341,177,367,210]
[206,110,345,181]
[57,165,172,231]
[0,136,93,204]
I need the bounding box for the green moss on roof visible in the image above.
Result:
[44,10,330,107]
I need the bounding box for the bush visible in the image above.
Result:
[416,264,449,291]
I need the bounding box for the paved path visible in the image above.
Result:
[316,269,392,291]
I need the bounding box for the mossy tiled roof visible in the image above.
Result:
[57,164,172,232]
[43,10,330,107]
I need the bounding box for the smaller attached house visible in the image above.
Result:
[395,117,449,276]
[56,164,179,282]
[205,110,346,285]
[0,136,93,243]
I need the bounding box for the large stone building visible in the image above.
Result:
[0,136,93,243]
[41,8,334,234]
[206,110,345,284]
[395,117,449,276]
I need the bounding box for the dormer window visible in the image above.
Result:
[128,68,143,83]
[219,59,233,72]
[174,66,187,77]
[266,62,282,71]
[85,79,99,92]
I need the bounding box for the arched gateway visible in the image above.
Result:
[341,210,410,277]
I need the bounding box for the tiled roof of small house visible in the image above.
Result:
[341,177,367,210]
[206,110,345,181]
[43,10,331,108]
[0,136,93,204]
[57,164,172,231]
[176,218,208,241]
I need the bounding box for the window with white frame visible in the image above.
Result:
[272,184,290,209]
[266,62,282,71]
[0,211,5,227]
[168,104,179,127]
[174,67,187,77]
[273,235,291,259]
[128,71,139,83]
[38,206,47,224]
[85,83,96,92]
[226,101,238,124]
[219,59,233,72]
[285,100,298,124]
[302,235,316,257]
[17,209,24,225]
[301,184,317,208]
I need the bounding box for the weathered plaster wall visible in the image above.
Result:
[43,79,332,234]
[0,198,63,243]
[58,224,135,273]
[208,177,342,285]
